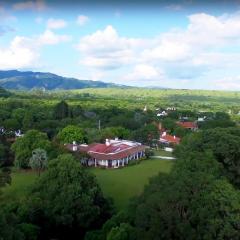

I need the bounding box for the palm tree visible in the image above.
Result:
[29,148,48,176]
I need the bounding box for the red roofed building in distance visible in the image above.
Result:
[159,132,181,145]
[176,121,198,131]
[66,139,146,168]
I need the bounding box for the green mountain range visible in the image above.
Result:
[0,70,126,90]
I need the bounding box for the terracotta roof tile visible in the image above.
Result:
[66,141,146,161]
[160,134,180,144]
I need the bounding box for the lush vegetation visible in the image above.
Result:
[0,86,11,98]
[86,152,240,240]
[0,87,240,239]
[2,159,173,210]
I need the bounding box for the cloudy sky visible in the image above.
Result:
[1,0,240,90]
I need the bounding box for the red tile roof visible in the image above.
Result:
[87,143,130,154]
[66,141,146,161]
[177,121,197,129]
[88,145,146,160]
[160,134,180,144]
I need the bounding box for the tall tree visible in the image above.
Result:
[57,125,85,144]
[132,153,240,240]
[23,154,113,239]
[29,148,48,176]
[175,127,240,187]
[99,127,130,142]
[131,124,159,145]
[22,112,34,130]
[11,130,52,169]
[53,100,69,120]
[107,223,137,240]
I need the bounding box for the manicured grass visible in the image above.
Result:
[1,170,37,202]
[1,159,173,210]
[153,149,173,157]
[89,159,173,210]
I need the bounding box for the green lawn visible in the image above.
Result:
[89,159,173,209]
[1,170,37,202]
[1,159,173,210]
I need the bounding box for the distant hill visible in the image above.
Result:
[0,70,126,90]
[0,86,11,97]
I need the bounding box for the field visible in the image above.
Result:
[1,170,37,202]
[90,159,173,209]
[1,159,173,210]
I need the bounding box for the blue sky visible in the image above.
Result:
[1,0,240,90]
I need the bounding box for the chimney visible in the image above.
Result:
[174,135,176,139]
[72,141,77,151]
[162,131,167,137]
[106,139,110,146]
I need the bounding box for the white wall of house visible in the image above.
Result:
[98,160,108,167]
[90,150,145,168]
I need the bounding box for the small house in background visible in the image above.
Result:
[66,139,146,168]
[15,130,23,137]
[1,128,24,142]
[157,110,168,117]
[197,116,206,122]
[166,107,176,111]
[177,121,198,131]
[159,132,181,145]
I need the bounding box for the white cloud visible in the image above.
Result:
[13,0,46,11]
[124,64,165,84]
[0,36,39,69]
[77,25,146,69]
[76,15,89,26]
[38,29,71,45]
[47,18,67,29]
[186,13,240,47]
[0,30,71,70]
[75,12,240,88]
[141,12,240,66]
[51,10,240,89]
[142,39,190,62]
[5,10,236,89]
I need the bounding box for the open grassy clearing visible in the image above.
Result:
[90,159,173,210]
[1,159,173,210]
[1,170,37,202]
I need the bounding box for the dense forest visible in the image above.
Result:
[0,88,240,239]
